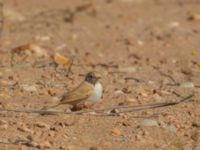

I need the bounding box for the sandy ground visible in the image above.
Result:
[0,0,200,149]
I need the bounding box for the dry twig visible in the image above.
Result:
[124,77,146,83]
[0,0,3,38]
[153,66,179,85]
[65,56,74,77]
[0,137,50,148]
[0,92,194,115]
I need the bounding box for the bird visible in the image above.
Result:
[46,72,103,109]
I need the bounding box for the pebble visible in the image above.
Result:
[54,53,70,65]
[191,131,199,141]
[28,44,49,58]
[118,66,136,73]
[140,119,158,127]
[12,44,48,58]
[34,35,51,41]
[125,98,137,104]
[18,126,34,134]
[152,93,162,102]
[113,90,124,97]
[137,40,144,46]
[139,91,148,97]
[187,14,200,21]
[164,124,177,133]
[65,145,75,150]
[41,140,52,148]
[34,122,50,129]
[181,67,192,75]
[180,82,194,88]
[90,146,98,150]
[0,119,8,129]
[20,84,38,92]
[0,119,8,125]
[169,21,180,28]
[48,88,58,96]
[135,130,149,141]
[192,122,200,128]
[111,128,121,136]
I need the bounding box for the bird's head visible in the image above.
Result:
[85,72,101,85]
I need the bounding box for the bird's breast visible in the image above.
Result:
[87,82,102,102]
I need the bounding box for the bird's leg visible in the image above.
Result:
[71,104,82,111]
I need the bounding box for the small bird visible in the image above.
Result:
[47,72,103,109]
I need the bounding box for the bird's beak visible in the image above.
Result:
[96,76,101,79]
[95,73,102,80]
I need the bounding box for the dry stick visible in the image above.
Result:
[153,66,200,88]
[153,66,179,85]
[124,77,146,83]
[0,0,3,38]
[74,63,118,69]
[65,56,74,77]
[0,92,194,115]
[0,138,47,148]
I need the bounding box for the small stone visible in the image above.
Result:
[135,130,149,141]
[71,33,78,41]
[0,124,8,129]
[180,82,194,88]
[101,141,112,149]
[181,67,192,75]
[137,40,144,46]
[48,88,58,96]
[111,128,121,136]
[148,80,154,84]
[34,35,51,41]
[12,44,48,58]
[65,146,75,150]
[125,98,137,104]
[54,53,70,65]
[42,140,52,148]
[113,90,124,97]
[140,119,158,127]
[192,122,200,128]
[191,131,199,141]
[118,66,136,73]
[164,124,177,133]
[152,93,162,102]
[34,122,50,129]
[27,44,48,57]
[90,146,98,150]
[20,84,38,92]
[26,141,39,148]
[160,90,172,95]
[110,109,120,114]
[169,21,180,28]
[187,14,200,21]
[0,120,7,125]
[139,91,148,97]
[56,44,67,51]
[18,126,34,134]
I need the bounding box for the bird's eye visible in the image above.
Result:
[90,75,93,79]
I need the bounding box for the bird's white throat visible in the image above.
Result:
[88,82,103,102]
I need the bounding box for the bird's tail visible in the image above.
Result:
[41,97,61,110]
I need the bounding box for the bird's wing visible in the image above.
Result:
[59,82,93,105]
